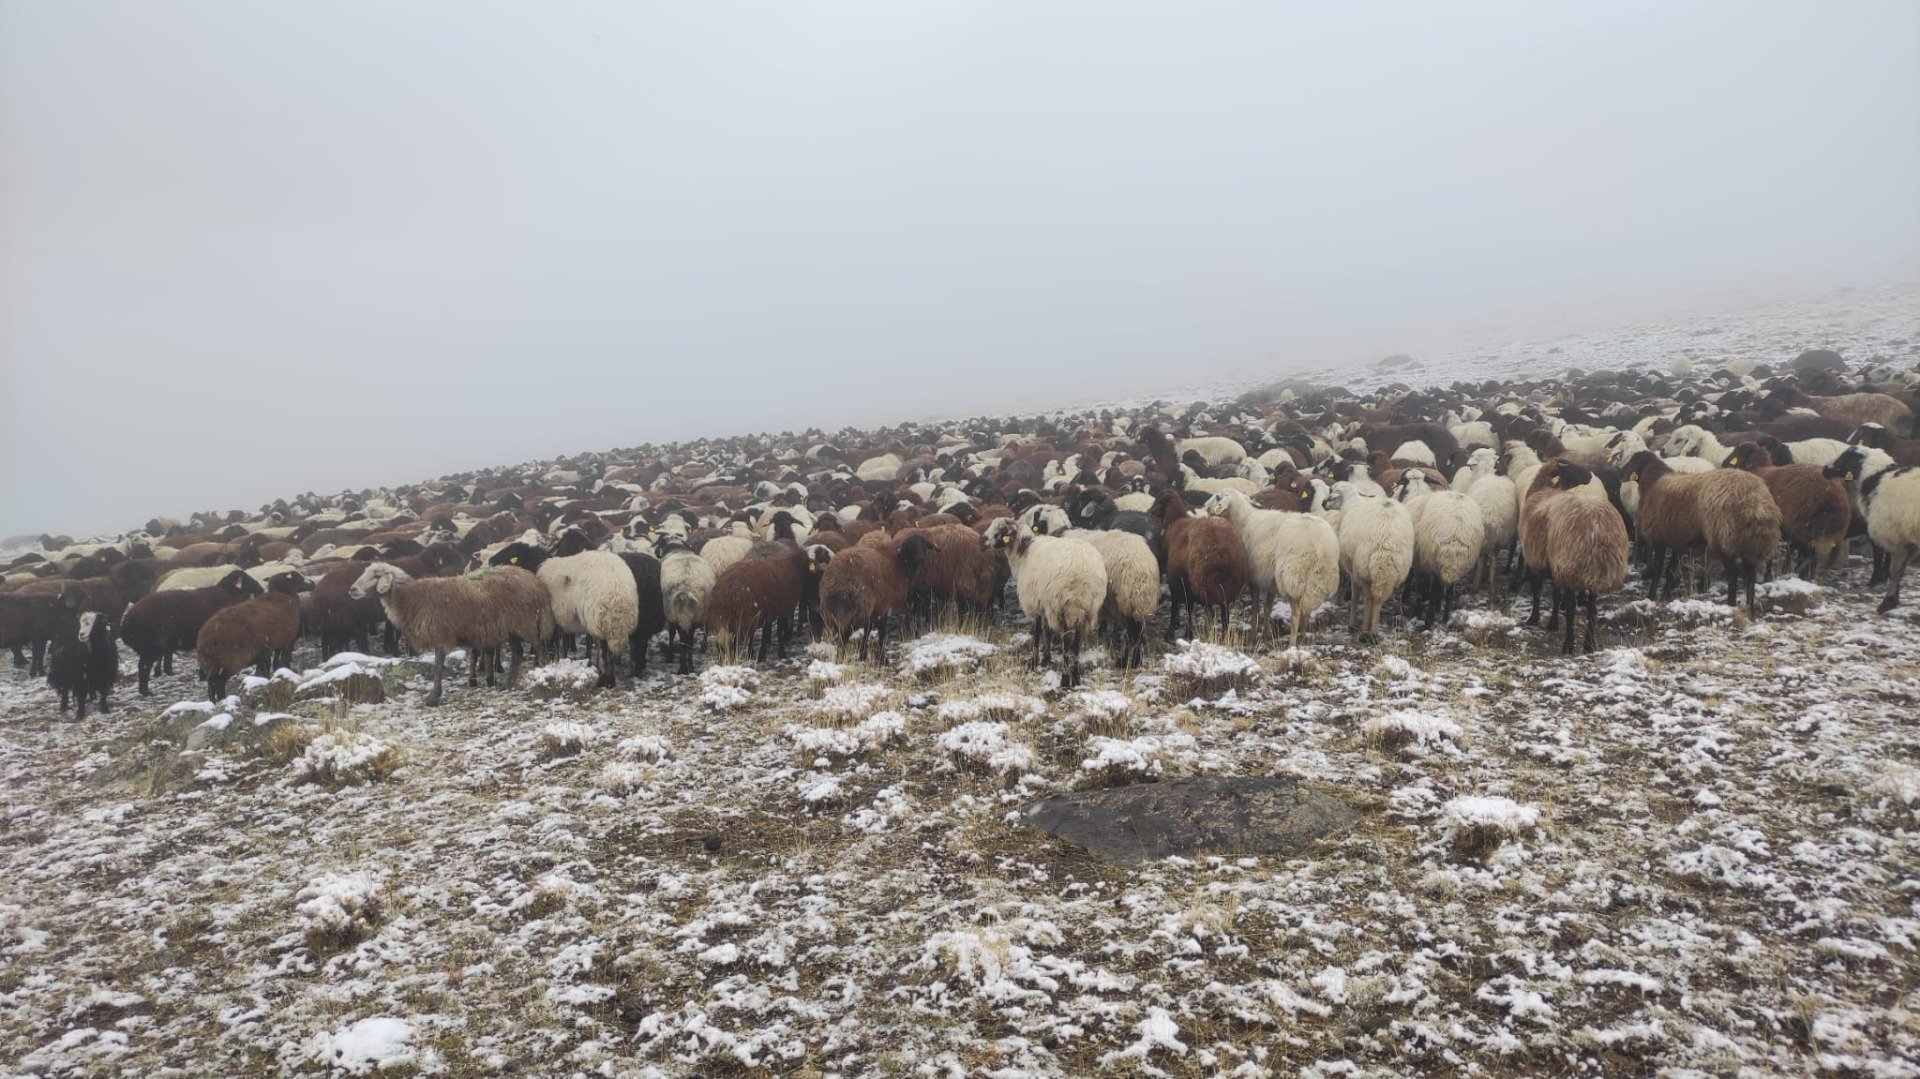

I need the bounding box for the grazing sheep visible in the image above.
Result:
[1537,463,1630,654]
[1062,527,1159,668]
[46,603,119,718]
[1395,471,1486,627]
[349,562,548,705]
[1722,443,1851,581]
[1326,482,1414,644]
[982,518,1106,687]
[818,531,937,664]
[655,536,718,674]
[119,569,265,695]
[195,570,313,701]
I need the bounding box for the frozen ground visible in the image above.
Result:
[3,284,1919,1076]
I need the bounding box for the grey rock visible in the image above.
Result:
[1022,777,1355,865]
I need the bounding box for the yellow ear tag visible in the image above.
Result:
[509,556,518,564]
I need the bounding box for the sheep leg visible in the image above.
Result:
[425,649,447,706]
[163,651,174,674]
[1546,584,1561,632]
[1723,557,1738,608]
[8,646,22,669]
[1526,573,1543,626]
[1066,629,1081,688]
[1745,561,1759,619]
[469,649,483,688]
[207,669,226,703]
[1560,587,1576,655]
[57,683,70,714]
[95,686,110,714]
[1880,548,1910,614]
[1584,591,1599,654]
[137,657,152,697]
[776,612,792,660]
[507,638,524,687]
[75,683,89,721]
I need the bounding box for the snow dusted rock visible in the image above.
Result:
[1023,777,1354,865]
[303,1015,419,1074]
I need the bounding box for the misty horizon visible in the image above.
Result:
[4,1,1917,538]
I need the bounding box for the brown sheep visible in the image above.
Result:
[902,523,1002,624]
[817,532,937,662]
[706,545,806,662]
[195,570,313,701]
[1723,443,1851,580]
[348,563,547,706]
[1623,450,1781,616]
[120,570,266,695]
[1153,489,1248,640]
[1536,463,1630,654]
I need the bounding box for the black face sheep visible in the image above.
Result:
[1623,450,1781,616]
[1535,463,1630,654]
[119,569,265,695]
[818,531,936,663]
[46,604,119,718]
[1153,488,1249,640]
[982,518,1106,686]
[1827,450,1920,612]
[195,570,313,701]
[1722,443,1851,581]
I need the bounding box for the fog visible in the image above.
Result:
[3,0,1916,539]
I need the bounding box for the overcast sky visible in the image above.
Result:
[3,1,1916,538]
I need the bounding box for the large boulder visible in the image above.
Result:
[1022,777,1355,865]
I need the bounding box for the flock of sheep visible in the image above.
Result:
[5,348,1920,712]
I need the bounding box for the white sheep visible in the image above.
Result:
[982,518,1107,688]
[1177,435,1247,470]
[1201,489,1294,645]
[1062,527,1160,668]
[1396,472,1486,626]
[1328,482,1414,643]
[1269,512,1340,650]
[1455,448,1518,592]
[698,530,756,577]
[656,538,717,674]
[534,551,640,688]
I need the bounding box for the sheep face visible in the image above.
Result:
[348,565,400,600]
[981,518,1021,551]
[1541,461,1593,489]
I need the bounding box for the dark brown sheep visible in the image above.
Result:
[1723,443,1851,580]
[1154,489,1248,640]
[195,570,312,700]
[817,532,936,662]
[706,545,806,662]
[120,569,265,695]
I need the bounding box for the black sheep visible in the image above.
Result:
[46,600,118,719]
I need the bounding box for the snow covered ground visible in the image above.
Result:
[3,283,1918,1076]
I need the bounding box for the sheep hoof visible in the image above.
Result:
[1878,595,1900,614]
